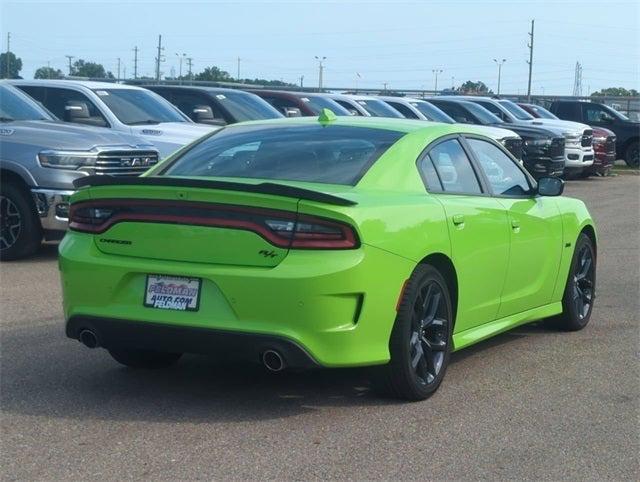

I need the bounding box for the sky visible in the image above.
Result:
[1,0,639,95]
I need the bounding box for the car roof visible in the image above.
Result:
[229,113,479,135]
[8,79,146,90]
[143,85,252,95]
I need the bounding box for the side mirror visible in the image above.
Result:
[65,101,90,120]
[600,114,613,124]
[453,116,469,123]
[537,177,564,196]
[283,107,302,117]
[192,105,226,125]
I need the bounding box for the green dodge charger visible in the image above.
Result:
[60,112,597,400]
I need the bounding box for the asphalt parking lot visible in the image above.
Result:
[1,175,638,480]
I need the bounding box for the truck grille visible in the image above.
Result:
[549,137,565,159]
[92,150,159,176]
[581,129,593,147]
[503,138,523,160]
[605,135,616,155]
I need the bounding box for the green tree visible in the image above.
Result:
[194,66,233,82]
[0,52,23,79]
[457,80,493,95]
[71,59,114,79]
[591,87,639,97]
[34,66,64,79]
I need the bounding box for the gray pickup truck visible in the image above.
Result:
[0,82,159,260]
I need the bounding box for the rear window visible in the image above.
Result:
[163,124,405,185]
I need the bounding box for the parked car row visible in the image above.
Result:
[0,78,636,261]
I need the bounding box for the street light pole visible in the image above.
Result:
[315,56,326,91]
[493,58,506,95]
[432,69,443,93]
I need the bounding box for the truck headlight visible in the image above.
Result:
[38,150,98,169]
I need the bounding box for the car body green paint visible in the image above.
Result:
[59,116,596,367]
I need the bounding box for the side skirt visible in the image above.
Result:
[452,302,563,351]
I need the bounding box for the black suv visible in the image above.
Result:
[428,98,566,178]
[549,100,639,167]
[143,86,282,125]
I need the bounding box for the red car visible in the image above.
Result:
[519,102,615,176]
[248,90,350,117]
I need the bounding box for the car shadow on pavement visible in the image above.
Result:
[0,318,559,424]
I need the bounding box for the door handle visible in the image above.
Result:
[452,214,465,226]
[511,219,520,230]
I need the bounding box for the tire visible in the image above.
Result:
[625,141,639,168]
[551,233,596,331]
[108,348,182,369]
[374,264,454,401]
[0,182,42,261]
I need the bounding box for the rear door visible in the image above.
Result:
[419,137,510,332]
[464,136,563,316]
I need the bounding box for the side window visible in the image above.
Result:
[582,104,614,123]
[263,97,299,115]
[40,87,107,127]
[418,155,443,192]
[428,139,482,194]
[387,101,418,119]
[435,102,469,123]
[335,100,362,116]
[466,138,531,196]
[476,101,505,121]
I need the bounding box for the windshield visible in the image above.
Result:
[0,84,54,121]
[93,88,186,125]
[462,101,503,124]
[527,104,558,119]
[301,96,351,116]
[356,99,403,118]
[213,91,282,121]
[409,101,455,123]
[499,100,534,120]
[164,124,404,185]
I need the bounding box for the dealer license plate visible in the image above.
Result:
[144,274,201,311]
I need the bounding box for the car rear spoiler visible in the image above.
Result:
[73,175,357,207]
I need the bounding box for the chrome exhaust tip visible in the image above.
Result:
[79,329,99,349]
[262,350,285,372]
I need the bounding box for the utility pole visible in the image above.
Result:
[493,58,506,95]
[5,32,10,78]
[236,56,241,81]
[432,69,443,92]
[526,19,535,102]
[132,46,139,79]
[383,82,388,92]
[155,34,164,81]
[572,61,583,96]
[451,76,455,90]
[175,52,186,83]
[65,55,75,76]
[315,55,326,91]
[117,57,121,82]
[299,75,304,88]
[186,57,193,81]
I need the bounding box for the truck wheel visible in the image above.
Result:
[625,141,639,168]
[0,182,42,261]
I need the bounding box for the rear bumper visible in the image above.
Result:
[59,233,415,368]
[66,315,319,368]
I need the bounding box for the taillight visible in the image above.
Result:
[69,200,359,250]
[266,215,358,249]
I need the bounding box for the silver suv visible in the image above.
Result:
[0,83,159,260]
